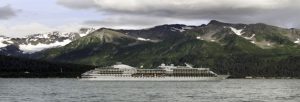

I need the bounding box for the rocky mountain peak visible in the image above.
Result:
[0,27,95,54]
[208,20,228,25]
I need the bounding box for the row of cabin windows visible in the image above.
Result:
[173,70,210,73]
[92,74,216,77]
[132,73,216,77]
[97,71,123,74]
[172,73,216,77]
[96,69,134,71]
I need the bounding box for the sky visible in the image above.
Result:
[0,0,300,37]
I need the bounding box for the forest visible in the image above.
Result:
[0,55,95,78]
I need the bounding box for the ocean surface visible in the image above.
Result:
[0,79,300,102]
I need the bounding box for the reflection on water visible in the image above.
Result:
[0,79,300,102]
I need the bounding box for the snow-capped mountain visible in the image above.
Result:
[38,20,300,67]
[1,20,300,59]
[0,28,95,55]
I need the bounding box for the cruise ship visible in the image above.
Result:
[81,62,229,81]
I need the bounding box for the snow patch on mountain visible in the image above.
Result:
[183,26,194,30]
[79,28,95,37]
[196,36,205,40]
[6,40,13,44]
[294,38,300,44]
[79,33,87,37]
[244,34,256,40]
[230,27,244,36]
[171,27,184,32]
[229,27,257,44]
[19,39,72,53]
[29,39,38,42]
[0,37,11,48]
[0,42,7,48]
[171,26,194,32]
[27,33,49,39]
[137,37,151,41]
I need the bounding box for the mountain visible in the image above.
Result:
[0,28,95,56]
[185,20,300,48]
[117,24,196,40]
[1,20,300,78]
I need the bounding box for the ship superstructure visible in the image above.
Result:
[81,62,229,81]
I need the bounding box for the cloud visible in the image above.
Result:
[0,23,55,37]
[57,0,300,28]
[0,5,18,20]
[56,0,97,9]
[83,14,208,29]
[83,15,173,29]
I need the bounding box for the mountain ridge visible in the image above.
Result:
[1,20,300,78]
[0,28,95,55]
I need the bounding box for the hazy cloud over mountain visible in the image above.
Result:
[58,0,300,28]
[83,14,208,29]
[56,0,97,9]
[1,0,300,37]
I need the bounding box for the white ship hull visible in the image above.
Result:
[81,75,229,81]
[80,63,230,81]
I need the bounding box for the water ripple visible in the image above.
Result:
[0,79,300,102]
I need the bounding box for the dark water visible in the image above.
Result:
[0,79,300,102]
